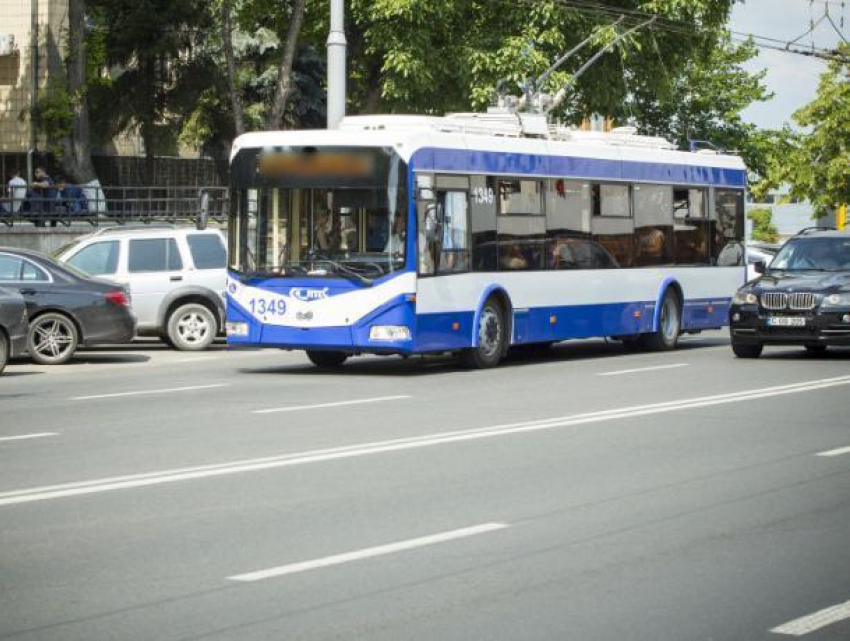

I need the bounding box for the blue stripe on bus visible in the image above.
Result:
[415,297,729,352]
[410,148,747,188]
[228,294,730,354]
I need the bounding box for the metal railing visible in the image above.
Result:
[0,186,229,228]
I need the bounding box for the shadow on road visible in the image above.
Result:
[758,347,850,360]
[238,335,731,378]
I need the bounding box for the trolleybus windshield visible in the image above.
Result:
[228,146,408,279]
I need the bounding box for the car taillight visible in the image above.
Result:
[104,290,129,307]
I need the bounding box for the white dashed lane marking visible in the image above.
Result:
[816,445,850,458]
[0,432,57,443]
[228,523,509,582]
[70,384,229,401]
[770,598,850,636]
[253,395,411,415]
[597,363,689,377]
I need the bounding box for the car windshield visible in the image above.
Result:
[228,147,407,280]
[770,237,850,271]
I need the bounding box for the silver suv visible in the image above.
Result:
[57,226,227,350]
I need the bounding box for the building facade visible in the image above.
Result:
[0,0,71,156]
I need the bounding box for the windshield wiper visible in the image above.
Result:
[309,256,374,286]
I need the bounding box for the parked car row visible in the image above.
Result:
[0,225,227,369]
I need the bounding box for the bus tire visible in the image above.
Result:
[732,342,762,358]
[460,298,506,369]
[641,290,681,351]
[306,350,348,368]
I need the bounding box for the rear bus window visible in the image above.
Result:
[187,234,226,269]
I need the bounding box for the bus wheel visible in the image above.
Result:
[306,350,348,368]
[460,298,506,369]
[642,290,681,351]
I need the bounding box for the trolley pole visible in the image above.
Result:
[326,0,346,129]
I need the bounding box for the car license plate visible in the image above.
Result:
[767,316,806,327]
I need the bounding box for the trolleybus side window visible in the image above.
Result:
[418,174,471,276]
[673,187,710,265]
[436,190,470,274]
[470,175,497,272]
[497,179,545,270]
[713,189,745,266]
[633,184,674,267]
[592,183,633,267]
[546,179,592,269]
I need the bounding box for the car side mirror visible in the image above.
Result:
[754,260,766,274]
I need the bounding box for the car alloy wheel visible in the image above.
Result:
[28,313,78,365]
[167,303,217,351]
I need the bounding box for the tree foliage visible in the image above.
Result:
[630,34,772,175]
[747,207,778,243]
[87,0,210,179]
[65,0,778,185]
[756,43,850,218]
[341,0,739,121]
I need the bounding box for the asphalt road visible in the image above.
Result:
[1,333,849,640]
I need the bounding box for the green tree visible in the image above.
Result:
[61,0,99,183]
[30,0,100,183]
[757,43,850,218]
[629,34,772,176]
[339,0,738,120]
[179,1,325,179]
[88,0,210,181]
[747,207,778,243]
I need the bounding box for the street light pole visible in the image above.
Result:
[326,0,346,129]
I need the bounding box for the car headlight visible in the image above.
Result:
[733,291,758,305]
[821,293,850,308]
[369,325,412,341]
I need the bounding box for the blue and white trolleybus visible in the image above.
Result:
[225,112,746,368]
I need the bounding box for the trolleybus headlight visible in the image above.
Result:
[226,321,249,337]
[822,293,850,308]
[369,325,412,341]
[733,291,758,305]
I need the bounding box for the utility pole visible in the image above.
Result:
[326,0,346,129]
[28,0,39,183]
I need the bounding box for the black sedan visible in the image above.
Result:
[0,286,28,374]
[729,230,850,358]
[0,247,136,364]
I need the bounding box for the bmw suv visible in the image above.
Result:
[729,229,850,358]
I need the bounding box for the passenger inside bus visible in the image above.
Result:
[501,244,529,270]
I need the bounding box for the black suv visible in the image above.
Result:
[729,230,850,358]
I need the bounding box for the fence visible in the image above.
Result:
[1,185,229,228]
